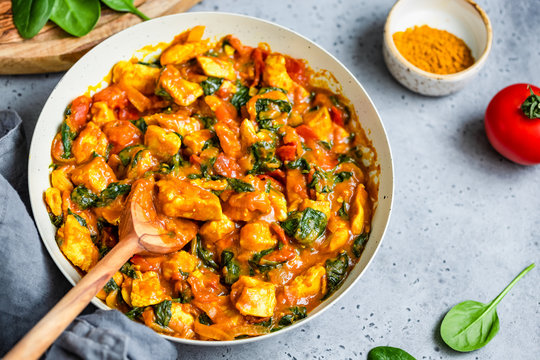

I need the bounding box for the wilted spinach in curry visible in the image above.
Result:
[44,26,377,341]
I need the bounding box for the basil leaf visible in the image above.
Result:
[368,346,416,360]
[201,77,224,96]
[50,0,101,37]
[196,235,218,270]
[352,233,369,258]
[97,182,131,207]
[101,0,150,20]
[154,300,172,327]
[12,0,55,39]
[125,306,144,320]
[67,209,87,227]
[226,178,255,193]
[130,118,147,134]
[60,121,77,159]
[198,312,213,325]
[120,262,138,279]
[71,185,99,210]
[230,81,250,111]
[323,251,349,299]
[440,263,535,352]
[221,250,240,285]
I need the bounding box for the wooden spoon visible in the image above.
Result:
[5,179,188,360]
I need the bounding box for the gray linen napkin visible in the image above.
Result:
[0,110,178,359]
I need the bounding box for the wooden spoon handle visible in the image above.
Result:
[4,237,140,360]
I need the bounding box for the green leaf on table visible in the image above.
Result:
[368,346,416,360]
[101,0,150,21]
[50,0,101,37]
[12,0,55,39]
[440,263,535,352]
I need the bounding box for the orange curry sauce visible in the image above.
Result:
[44,26,377,340]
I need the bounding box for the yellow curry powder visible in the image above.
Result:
[392,25,475,75]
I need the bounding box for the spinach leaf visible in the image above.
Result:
[337,202,349,220]
[248,141,281,175]
[281,208,328,245]
[248,247,283,273]
[368,346,416,360]
[319,140,333,150]
[155,87,173,101]
[97,182,131,207]
[440,263,535,352]
[104,278,120,294]
[221,250,240,285]
[67,209,87,227]
[279,306,307,326]
[201,136,220,151]
[71,185,98,210]
[226,178,255,193]
[196,115,217,130]
[131,149,144,168]
[201,77,224,96]
[120,262,138,279]
[230,81,250,111]
[255,98,292,120]
[198,313,213,325]
[352,233,369,258]
[12,0,55,39]
[60,121,77,159]
[258,87,287,95]
[154,300,172,327]
[130,118,147,134]
[125,306,144,320]
[308,169,333,194]
[323,251,349,299]
[101,0,150,21]
[50,0,101,37]
[337,153,359,165]
[48,212,63,227]
[196,235,219,270]
[138,61,160,68]
[334,171,353,183]
[286,158,310,172]
[173,289,193,304]
[117,145,142,166]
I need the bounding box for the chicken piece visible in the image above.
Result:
[286,169,308,211]
[71,157,117,193]
[158,66,203,106]
[199,215,236,243]
[112,60,160,95]
[162,251,199,281]
[230,276,277,317]
[102,120,143,154]
[45,187,62,216]
[263,54,295,92]
[90,102,117,126]
[197,56,236,81]
[144,125,182,161]
[168,303,196,337]
[240,221,277,252]
[125,149,160,180]
[326,223,350,251]
[298,199,331,219]
[130,271,169,307]
[349,184,370,235]
[302,107,333,141]
[240,119,258,149]
[59,212,99,272]
[224,191,271,222]
[214,123,241,158]
[268,189,288,221]
[285,265,326,301]
[51,166,74,193]
[157,178,222,221]
[182,129,214,155]
[144,112,201,136]
[160,41,210,66]
[71,122,109,164]
[93,196,124,225]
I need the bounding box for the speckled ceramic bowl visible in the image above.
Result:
[383,0,492,96]
[28,12,394,345]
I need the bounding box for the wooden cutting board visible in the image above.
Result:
[0,0,201,74]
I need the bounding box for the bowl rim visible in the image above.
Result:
[383,0,493,81]
[28,11,394,346]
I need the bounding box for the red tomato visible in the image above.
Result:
[485,83,540,165]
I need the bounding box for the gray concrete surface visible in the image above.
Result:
[1,0,538,359]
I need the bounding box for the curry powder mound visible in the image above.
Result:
[392,25,475,75]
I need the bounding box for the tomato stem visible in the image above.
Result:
[521,86,540,119]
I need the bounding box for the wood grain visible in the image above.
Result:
[0,0,201,74]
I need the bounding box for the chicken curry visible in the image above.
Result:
[44,26,377,340]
